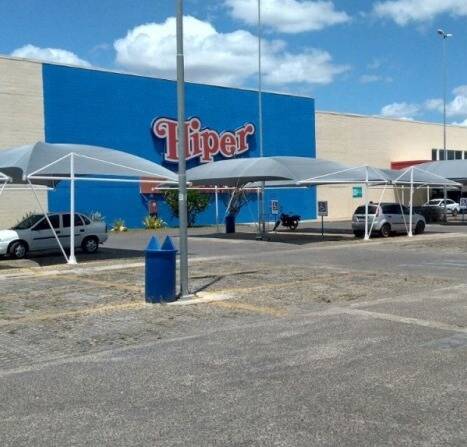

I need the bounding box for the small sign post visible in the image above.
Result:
[460,198,467,222]
[270,199,279,215]
[318,201,328,237]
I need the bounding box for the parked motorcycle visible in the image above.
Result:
[273,213,301,231]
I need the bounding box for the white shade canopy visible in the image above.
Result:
[0,142,178,185]
[382,167,461,187]
[416,160,467,183]
[187,156,389,187]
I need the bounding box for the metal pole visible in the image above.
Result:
[408,168,414,237]
[442,35,447,161]
[68,153,77,264]
[442,38,449,221]
[176,0,189,296]
[215,185,219,233]
[27,179,69,262]
[364,167,369,240]
[438,29,452,223]
[258,0,266,238]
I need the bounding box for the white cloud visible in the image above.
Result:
[424,98,443,111]
[11,44,90,67]
[382,85,467,123]
[380,102,419,119]
[225,0,350,33]
[367,58,384,70]
[114,16,349,88]
[374,0,467,25]
[425,86,467,117]
[359,74,392,84]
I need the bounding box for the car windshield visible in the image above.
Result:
[354,205,378,215]
[11,214,44,230]
[428,200,442,205]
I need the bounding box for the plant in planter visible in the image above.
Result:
[89,211,105,222]
[143,215,166,230]
[111,218,127,232]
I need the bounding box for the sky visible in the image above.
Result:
[0,0,466,125]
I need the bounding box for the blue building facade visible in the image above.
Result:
[42,64,316,227]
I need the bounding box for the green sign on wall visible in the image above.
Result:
[352,186,363,198]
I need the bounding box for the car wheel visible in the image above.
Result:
[380,223,391,238]
[452,209,458,217]
[9,241,28,259]
[414,221,425,235]
[81,236,99,254]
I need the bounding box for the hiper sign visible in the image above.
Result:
[152,117,255,163]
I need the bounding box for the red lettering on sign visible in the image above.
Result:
[152,117,255,163]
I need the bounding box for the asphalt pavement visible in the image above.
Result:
[0,223,466,446]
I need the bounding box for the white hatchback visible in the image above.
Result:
[0,213,108,259]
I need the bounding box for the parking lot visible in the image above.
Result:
[0,224,466,446]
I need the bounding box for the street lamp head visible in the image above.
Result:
[437,29,453,38]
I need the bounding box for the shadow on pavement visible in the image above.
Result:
[0,247,143,269]
[191,231,352,245]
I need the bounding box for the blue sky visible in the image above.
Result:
[1,0,466,124]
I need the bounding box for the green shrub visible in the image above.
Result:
[111,218,127,232]
[143,215,166,230]
[163,189,210,227]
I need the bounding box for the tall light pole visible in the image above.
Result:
[437,28,452,223]
[437,29,452,160]
[176,0,189,296]
[257,0,265,238]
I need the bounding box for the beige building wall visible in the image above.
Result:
[316,111,467,219]
[0,57,47,228]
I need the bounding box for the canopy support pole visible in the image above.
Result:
[27,179,69,263]
[397,187,409,235]
[369,183,389,238]
[408,168,414,237]
[215,186,220,233]
[364,167,370,240]
[443,185,448,223]
[68,153,77,264]
[0,181,7,198]
[256,187,262,238]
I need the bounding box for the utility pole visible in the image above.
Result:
[257,0,266,239]
[437,29,452,223]
[176,0,189,296]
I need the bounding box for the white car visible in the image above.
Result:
[422,199,460,216]
[0,212,108,259]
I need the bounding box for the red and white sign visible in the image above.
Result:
[152,117,255,163]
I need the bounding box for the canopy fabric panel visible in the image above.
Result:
[383,167,461,186]
[297,165,389,185]
[0,172,9,182]
[187,156,386,187]
[0,142,178,185]
[416,160,467,182]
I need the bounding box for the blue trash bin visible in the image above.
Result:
[225,214,235,234]
[145,236,177,303]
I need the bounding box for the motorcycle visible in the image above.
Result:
[273,213,301,231]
